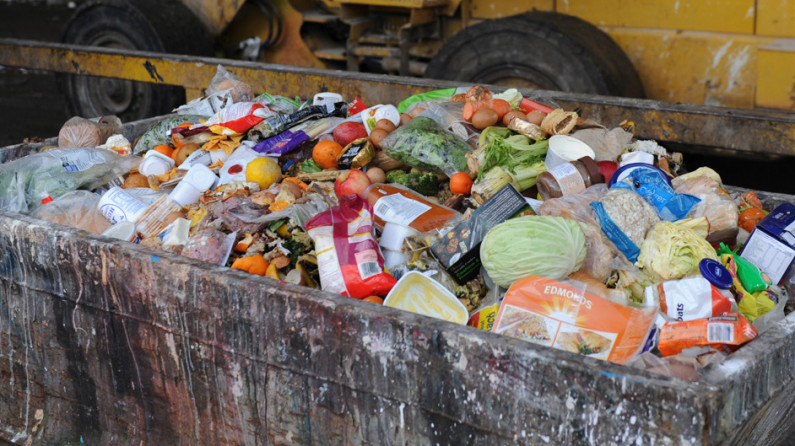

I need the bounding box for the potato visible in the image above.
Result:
[174,143,200,166]
[471,108,499,130]
[375,119,396,133]
[502,110,527,127]
[122,172,149,189]
[281,180,303,198]
[365,167,386,184]
[525,110,546,126]
[369,128,390,150]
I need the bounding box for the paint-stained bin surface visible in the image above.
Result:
[1,117,795,445]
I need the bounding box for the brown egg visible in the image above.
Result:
[471,108,499,130]
[502,110,528,127]
[369,128,390,150]
[399,113,412,126]
[525,110,546,126]
[122,172,149,189]
[409,107,426,118]
[375,119,397,133]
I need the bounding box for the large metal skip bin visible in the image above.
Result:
[1,105,795,445]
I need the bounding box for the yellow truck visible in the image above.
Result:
[54,0,795,121]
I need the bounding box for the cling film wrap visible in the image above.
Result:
[492,276,656,365]
[306,194,396,298]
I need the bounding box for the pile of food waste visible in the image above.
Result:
[2,65,793,381]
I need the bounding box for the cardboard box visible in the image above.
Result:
[741,203,795,285]
[430,184,529,284]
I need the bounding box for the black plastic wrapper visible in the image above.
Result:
[337,137,375,170]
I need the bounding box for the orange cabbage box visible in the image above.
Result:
[492,276,657,365]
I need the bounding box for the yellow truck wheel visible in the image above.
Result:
[425,11,644,99]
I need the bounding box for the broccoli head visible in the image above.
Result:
[385,170,440,196]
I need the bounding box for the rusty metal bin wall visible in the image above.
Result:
[1,120,795,445]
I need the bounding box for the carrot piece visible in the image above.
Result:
[463,101,490,121]
[489,99,512,120]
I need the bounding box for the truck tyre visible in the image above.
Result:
[425,11,644,98]
[58,1,213,122]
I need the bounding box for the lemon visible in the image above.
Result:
[245,157,282,190]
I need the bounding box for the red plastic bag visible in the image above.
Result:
[306,194,396,298]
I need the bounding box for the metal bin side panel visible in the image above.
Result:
[0,211,727,445]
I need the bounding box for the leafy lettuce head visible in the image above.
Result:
[636,221,718,281]
[481,215,587,288]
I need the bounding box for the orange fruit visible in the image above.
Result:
[312,140,344,169]
[363,295,384,304]
[153,144,174,158]
[449,172,473,195]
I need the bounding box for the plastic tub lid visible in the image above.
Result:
[699,258,733,289]
[608,163,672,188]
[184,164,219,190]
[545,135,595,169]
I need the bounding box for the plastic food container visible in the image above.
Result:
[545,134,596,169]
[608,163,672,188]
[98,186,149,224]
[384,271,468,324]
[536,156,603,200]
[139,149,175,176]
[101,220,139,243]
[170,164,219,206]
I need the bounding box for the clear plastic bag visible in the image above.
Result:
[181,228,236,267]
[673,174,738,243]
[30,190,111,234]
[380,116,473,177]
[205,65,253,103]
[538,184,624,281]
[0,148,141,214]
[417,101,480,148]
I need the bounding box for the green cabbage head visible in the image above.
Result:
[481,215,587,288]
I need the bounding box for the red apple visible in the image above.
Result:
[334,169,372,200]
[597,160,619,184]
[333,121,368,147]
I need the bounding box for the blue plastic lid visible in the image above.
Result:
[699,258,733,289]
[608,163,672,188]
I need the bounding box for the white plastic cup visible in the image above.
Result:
[313,92,343,113]
[139,150,175,176]
[101,221,139,243]
[98,187,149,224]
[169,164,219,206]
[379,222,419,252]
[545,135,596,169]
